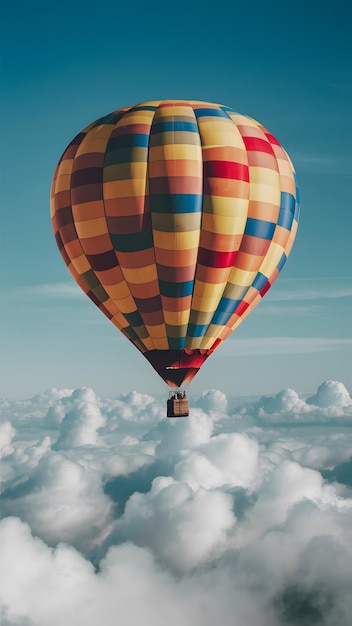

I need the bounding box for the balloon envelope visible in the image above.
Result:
[51,100,299,387]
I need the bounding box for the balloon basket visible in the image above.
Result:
[167,390,189,418]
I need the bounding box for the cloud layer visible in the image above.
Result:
[1,380,352,625]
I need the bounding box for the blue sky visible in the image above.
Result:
[1,0,351,399]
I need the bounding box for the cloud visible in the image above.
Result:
[0,387,73,424]
[254,387,308,414]
[111,476,235,573]
[0,517,227,626]
[107,390,164,428]
[174,432,259,491]
[152,409,214,459]
[242,461,338,540]
[1,452,113,552]
[307,380,352,408]
[246,380,352,424]
[1,380,352,626]
[194,389,228,414]
[53,388,106,450]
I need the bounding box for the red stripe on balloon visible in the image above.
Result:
[242,137,275,155]
[264,132,281,146]
[260,281,271,297]
[197,248,238,268]
[235,301,249,317]
[204,161,249,181]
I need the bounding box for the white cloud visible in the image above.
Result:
[194,389,228,415]
[153,409,214,458]
[242,460,339,541]
[307,380,352,408]
[255,387,308,414]
[1,433,52,486]
[110,390,164,426]
[112,476,235,573]
[54,387,106,449]
[1,380,352,626]
[2,452,113,552]
[175,432,259,491]
[0,517,220,626]
[243,380,352,423]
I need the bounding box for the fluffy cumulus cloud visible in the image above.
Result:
[247,379,352,422]
[53,387,106,449]
[307,380,352,408]
[194,388,228,415]
[113,476,235,573]
[1,380,352,626]
[174,432,259,490]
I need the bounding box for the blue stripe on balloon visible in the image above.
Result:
[92,111,126,128]
[151,121,199,133]
[107,134,150,150]
[294,200,300,222]
[278,192,295,228]
[244,218,276,240]
[150,194,203,213]
[168,337,186,350]
[187,323,209,337]
[193,107,230,118]
[219,105,238,114]
[277,252,287,272]
[211,298,242,325]
[280,192,295,214]
[278,208,294,229]
[294,180,300,221]
[252,272,268,291]
[133,105,158,111]
[218,297,241,313]
[160,280,194,298]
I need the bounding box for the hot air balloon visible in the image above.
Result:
[51,100,299,416]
